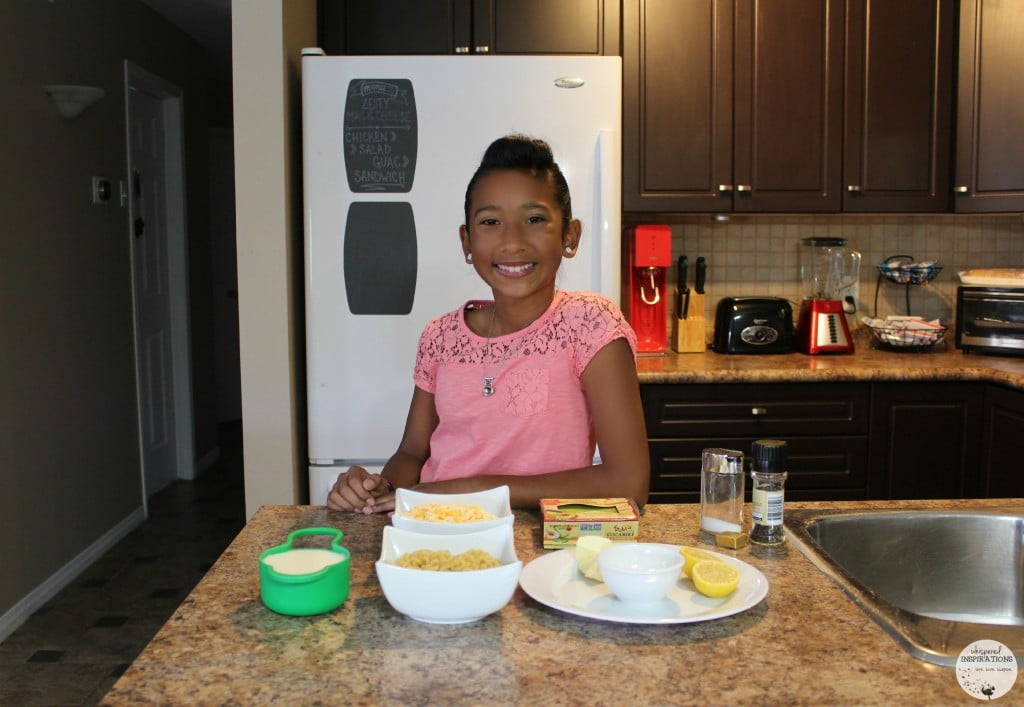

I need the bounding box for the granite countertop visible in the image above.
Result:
[100,499,1014,706]
[637,329,1024,388]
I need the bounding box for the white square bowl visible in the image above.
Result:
[375,524,522,624]
[391,485,513,534]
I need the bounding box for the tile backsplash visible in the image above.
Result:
[653,213,1024,328]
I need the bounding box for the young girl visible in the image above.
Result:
[327,135,649,512]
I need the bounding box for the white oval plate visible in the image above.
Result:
[519,544,768,624]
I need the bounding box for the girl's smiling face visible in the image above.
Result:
[460,169,580,302]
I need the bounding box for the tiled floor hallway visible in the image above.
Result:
[0,422,245,705]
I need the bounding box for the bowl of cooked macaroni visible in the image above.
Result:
[375,523,522,623]
[392,486,514,534]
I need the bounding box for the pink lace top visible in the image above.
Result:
[413,290,637,482]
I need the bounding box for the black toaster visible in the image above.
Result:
[713,297,794,354]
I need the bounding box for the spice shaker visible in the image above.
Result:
[749,439,788,545]
[699,448,745,539]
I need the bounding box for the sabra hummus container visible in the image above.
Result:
[259,527,350,616]
[540,498,640,549]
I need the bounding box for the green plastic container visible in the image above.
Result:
[259,527,350,616]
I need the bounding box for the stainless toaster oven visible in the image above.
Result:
[956,287,1024,355]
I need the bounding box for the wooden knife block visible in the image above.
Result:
[672,291,707,353]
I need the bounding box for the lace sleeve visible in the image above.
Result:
[413,318,443,393]
[566,293,638,378]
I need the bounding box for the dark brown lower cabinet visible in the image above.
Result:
[641,383,870,503]
[981,385,1024,497]
[641,380,1024,503]
[868,383,983,500]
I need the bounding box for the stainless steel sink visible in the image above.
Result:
[784,506,1024,666]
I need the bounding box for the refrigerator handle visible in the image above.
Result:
[596,129,621,304]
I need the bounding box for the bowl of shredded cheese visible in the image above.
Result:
[375,524,522,623]
[392,486,513,534]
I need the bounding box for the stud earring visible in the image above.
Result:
[465,253,473,263]
[564,246,574,254]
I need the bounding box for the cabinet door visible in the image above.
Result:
[642,383,870,503]
[649,436,868,504]
[980,385,1024,498]
[843,0,953,212]
[954,0,1024,212]
[868,383,982,500]
[623,0,734,212]
[320,0,616,56]
[642,383,870,438]
[482,0,618,55]
[733,0,844,212]
[319,0,471,55]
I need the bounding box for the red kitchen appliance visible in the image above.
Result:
[796,237,861,354]
[627,225,672,353]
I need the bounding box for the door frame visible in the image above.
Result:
[123,60,196,509]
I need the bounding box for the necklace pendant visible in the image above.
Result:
[482,376,495,397]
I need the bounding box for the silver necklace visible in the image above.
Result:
[481,306,533,397]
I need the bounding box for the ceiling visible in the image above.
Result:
[139,0,232,81]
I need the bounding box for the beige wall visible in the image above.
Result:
[233,0,316,517]
[0,1,214,621]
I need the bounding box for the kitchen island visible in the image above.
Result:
[100,500,1012,706]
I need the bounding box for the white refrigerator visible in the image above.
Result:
[302,49,622,504]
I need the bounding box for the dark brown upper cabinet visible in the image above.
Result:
[319,0,619,56]
[623,0,732,213]
[624,0,844,213]
[842,0,954,212]
[954,0,1024,212]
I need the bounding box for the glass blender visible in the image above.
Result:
[796,237,861,354]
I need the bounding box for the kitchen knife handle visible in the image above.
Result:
[676,255,688,318]
[695,257,706,294]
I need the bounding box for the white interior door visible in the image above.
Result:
[125,62,195,501]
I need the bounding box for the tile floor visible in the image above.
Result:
[0,422,245,706]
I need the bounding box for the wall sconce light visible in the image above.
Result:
[44,84,106,119]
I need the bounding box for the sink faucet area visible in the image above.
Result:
[785,505,1024,666]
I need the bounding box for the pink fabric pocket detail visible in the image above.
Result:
[502,368,549,416]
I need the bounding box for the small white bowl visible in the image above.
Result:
[597,543,684,604]
[392,486,513,534]
[375,524,522,623]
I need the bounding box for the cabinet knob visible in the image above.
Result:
[847,185,862,193]
[954,185,969,193]
[474,45,491,54]
[454,46,470,54]
[718,184,733,192]
[736,184,752,192]
[751,407,767,416]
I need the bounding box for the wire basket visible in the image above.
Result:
[862,318,947,350]
[876,257,942,285]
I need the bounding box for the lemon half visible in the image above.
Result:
[690,559,741,598]
[678,545,718,578]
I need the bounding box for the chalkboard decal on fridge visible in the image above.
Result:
[343,79,417,193]
[343,202,417,315]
